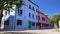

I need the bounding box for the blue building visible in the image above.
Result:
[3,0,39,30]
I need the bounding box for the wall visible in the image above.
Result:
[3,0,39,30]
[14,0,39,30]
[59,20,60,28]
[38,11,46,24]
[3,5,16,30]
[38,10,49,29]
[0,10,3,29]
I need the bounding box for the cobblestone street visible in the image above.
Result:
[0,28,60,34]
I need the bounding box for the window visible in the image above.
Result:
[36,23,41,26]
[28,0,30,1]
[36,15,38,19]
[46,24,49,27]
[29,21,32,28]
[42,17,45,21]
[32,7,34,11]
[36,23,39,26]
[32,22,35,26]
[18,9,22,15]
[36,9,38,12]
[4,20,9,25]
[29,13,31,18]
[29,5,31,9]
[17,20,22,25]
[32,14,34,19]
[29,21,31,23]
[8,11,10,15]
[5,11,10,15]
[5,11,7,15]
[38,16,40,20]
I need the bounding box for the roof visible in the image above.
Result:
[38,10,50,19]
[28,0,39,8]
[38,10,46,16]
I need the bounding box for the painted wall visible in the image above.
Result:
[0,10,3,29]
[14,0,39,30]
[46,18,50,24]
[3,5,16,30]
[59,20,60,28]
[0,10,3,19]
[38,11,46,24]
[38,10,51,29]
[4,16,15,30]
[4,0,39,30]
[38,10,46,29]
[46,16,51,29]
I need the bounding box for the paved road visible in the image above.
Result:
[0,28,60,34]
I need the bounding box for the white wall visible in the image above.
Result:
[59,20,60,28]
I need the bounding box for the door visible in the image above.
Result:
[29,21,31,29]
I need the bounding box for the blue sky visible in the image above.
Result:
[32,0,60,17]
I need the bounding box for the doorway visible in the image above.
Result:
[28,21,31,29]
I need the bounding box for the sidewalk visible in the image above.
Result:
[0,28,60,34]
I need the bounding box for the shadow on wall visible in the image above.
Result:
[4,15,14,31]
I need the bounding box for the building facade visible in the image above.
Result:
[1,0,52,31]
[38,10,50,29]
[3,0,39,30]
[38,10,46,29]
[59,20,60,28]
[0,10,3,29]
[46,15,50,29]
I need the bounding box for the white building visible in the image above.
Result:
[59,20,60,28]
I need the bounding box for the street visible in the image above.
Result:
[0,28,60,34]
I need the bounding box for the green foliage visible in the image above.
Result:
[50,14,60,28]
[0,0,23,11]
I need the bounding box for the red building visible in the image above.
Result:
[38,10,49,29]
[0,10,3,29]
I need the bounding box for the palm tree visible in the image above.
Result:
[0,0,23,29]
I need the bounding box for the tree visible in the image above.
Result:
[0,0,23,10]
[50,14,60,28]
[0,0,23,29]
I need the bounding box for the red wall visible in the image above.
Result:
[0,10,3,28]
[0,10,3,18]
[38,11,46,24]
